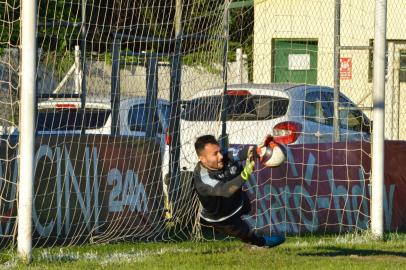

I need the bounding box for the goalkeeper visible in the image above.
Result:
[192,135,285,248]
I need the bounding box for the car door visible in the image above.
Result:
[303,90,335,143]
[338,95,371,142]
[315,90,361,142]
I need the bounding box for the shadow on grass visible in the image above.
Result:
[298,247,406,258]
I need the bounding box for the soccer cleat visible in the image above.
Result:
[263,235,286,248]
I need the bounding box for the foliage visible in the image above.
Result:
[1,0,252,58]
[40,50,76,79]
[228,4,254,81]
[0,0,255,86]
[0,0,20,45]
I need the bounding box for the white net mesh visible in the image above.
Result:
[30,0,227,246]
[0,0,405,249]
[0,0,19,247]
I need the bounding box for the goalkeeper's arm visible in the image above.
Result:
[194,173,246,198]
[194,147,255,198]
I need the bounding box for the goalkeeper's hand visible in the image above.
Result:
[241,146,255,181]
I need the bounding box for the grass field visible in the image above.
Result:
[1,233,406,269]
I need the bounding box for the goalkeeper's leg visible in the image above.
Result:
[202,216,285,248]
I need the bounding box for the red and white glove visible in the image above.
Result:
[256,134,274,158]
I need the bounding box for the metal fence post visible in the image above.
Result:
[80,0,87,135]
[220,0,230,149]
[111,36,121,136]
[146,57,159,138]
[333,0,341,142]
[169,0,183,218]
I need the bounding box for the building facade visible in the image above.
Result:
[253,0,406,139]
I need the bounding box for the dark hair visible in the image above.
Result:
[194,135,219,156]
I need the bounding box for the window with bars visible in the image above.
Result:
[369,40,406,83]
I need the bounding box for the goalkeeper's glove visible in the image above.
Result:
[241,146,255,181]
[259,134,274,148]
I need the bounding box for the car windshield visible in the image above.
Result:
[37,108,111,131]
[181,94,289,121]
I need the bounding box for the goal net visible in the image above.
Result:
[1,0,405,250]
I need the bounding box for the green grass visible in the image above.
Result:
[2,233,406,269]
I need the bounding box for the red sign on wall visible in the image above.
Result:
[340,57,352,80]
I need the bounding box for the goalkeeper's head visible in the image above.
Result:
[194,135,224,170]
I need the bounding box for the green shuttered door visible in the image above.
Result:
[272,40,318,84]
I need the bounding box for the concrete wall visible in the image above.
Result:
[76,57,248,100]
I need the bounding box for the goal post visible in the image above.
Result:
[17,0,37,262]
[371,0,388,239]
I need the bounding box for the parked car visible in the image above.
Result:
[36,97,169,181]
[178,83,371,173]
[36,97,170,138]
[37,97,173,218]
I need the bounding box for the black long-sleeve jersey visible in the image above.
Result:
[193,147,251,222]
